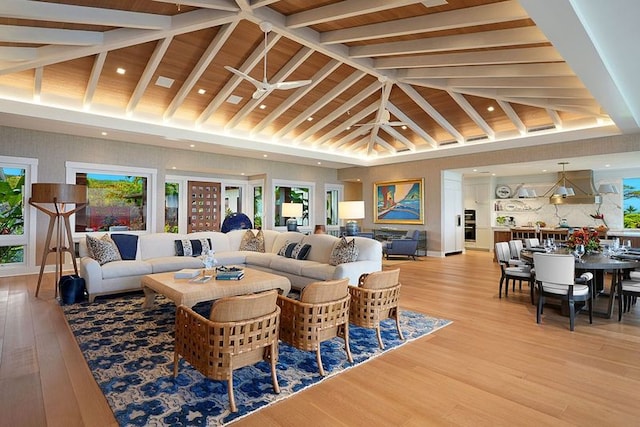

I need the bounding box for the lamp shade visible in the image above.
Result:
[338,201,365,220]
[282,202,303,218]
[598,183,619,194]
[30,183,87,204]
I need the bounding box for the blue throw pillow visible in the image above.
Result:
[110,234,138,260]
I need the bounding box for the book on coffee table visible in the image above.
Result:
[174,268,201,279]
[216,268,244,280]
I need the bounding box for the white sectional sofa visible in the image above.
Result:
[78,229,382,302]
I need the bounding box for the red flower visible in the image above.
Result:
[568,227,600,251]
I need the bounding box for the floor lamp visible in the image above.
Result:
[29,183,87,298]
[339,201,365,236]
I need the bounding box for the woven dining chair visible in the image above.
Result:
[277,278,353,376]
[173,290,281,412]
[348,269,404,349]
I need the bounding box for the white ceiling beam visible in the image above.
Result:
[374,46,562,70]
[0,25,103,46]
[443,76,584,89]
[321,0,527,44]
[399,83,464,143]
[491,88,591,99]
[252,59,340,134]
[350,27,547,58]
[127,36,174,114]
[151,0,239,11]
[33,67,42,101]
[546,109,562,129]
[0,47,37,62]
[226,46,313,129]
[368,82,393,154]
[0,1,171,29]
[386,102,437,148]
[286,0,423,29]
[372,135,396,155]
[83,51,107,109]
[398,63,574,79]
[330,126,370,149]
[380,125,415,152]
[165,21,238,121]
[0,9,237,75]
[497,100,526,135]
[275,71,368,139]
[196,29,280,125]
[314,103,380,147]
[448,91,495,139]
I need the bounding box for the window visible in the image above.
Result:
[623,177,640,229]
[252,184,263,229]
[165,182,179,233]
[67,162,156,233]
[273,181,314,230]
[0,156,37,270]
[224,186,242,217]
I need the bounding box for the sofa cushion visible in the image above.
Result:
[101,260,152,280]
[140,233,184,260]
[270,231,305,254]
[86,234,122,265]
[300,263,337,281]
[269,256,319,276]
[174,238,212,257]
[215,251,247,266]
[110,233,138,260]
[244,252,277,268]
[147,256,204,274]
[188,231,232,253]
[329,236,359,266]
[239,229,265,252]
[301,234,338,262]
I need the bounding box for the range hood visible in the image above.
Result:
[549,170,602,205]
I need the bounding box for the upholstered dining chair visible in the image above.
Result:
[349,269,404,349]
[617,278,640,321]
[524,238,541,249]
[533,253,593,331]
[277,278,352,376]
[173,290,280,412]
[495,242,534,303]
[508,239,528,267]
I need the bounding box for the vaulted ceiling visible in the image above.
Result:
[0,0,638,168]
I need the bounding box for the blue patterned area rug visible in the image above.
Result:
[63,294,451,426]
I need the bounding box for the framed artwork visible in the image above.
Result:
[374,178,424,224]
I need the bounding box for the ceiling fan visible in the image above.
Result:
[224,22,312,100]
[354,109,407,128]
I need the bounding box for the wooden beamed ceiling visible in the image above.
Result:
[0,0,615,164]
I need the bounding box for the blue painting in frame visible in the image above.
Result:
[374,178,424,224]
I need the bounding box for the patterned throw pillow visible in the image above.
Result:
[291,242,312,260]
[175,238,212,257]
[239,229,265,252]
[86,234,122,265]
[329,236,359,266]
[278,240,291,257]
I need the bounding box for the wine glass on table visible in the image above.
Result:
[574,244,585,263]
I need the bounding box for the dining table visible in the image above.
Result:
[520,248,639,319]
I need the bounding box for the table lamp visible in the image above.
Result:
[339,201,365,236]
[282,202,303,232]
[29,183,87,298]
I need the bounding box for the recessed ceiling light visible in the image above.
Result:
[263,154,268,158]
[101,131,107,136]
[226,95,242,105]
[542,169,547,172]
[307,117,313,121]
[155,76,174,88]
[401,125,407,130]
[259,104,266,110]
[472,169,478,172]
[605,164,611,167]
[171,166,176,170]
[241,172,245,176]
[116,67,126,75]
[487,106,494,112]
[197,88,206,95]
[317,161,321,165]
[346,126,351,130]
[189,144,195,148]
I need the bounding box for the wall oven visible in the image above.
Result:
[464,209,476,242]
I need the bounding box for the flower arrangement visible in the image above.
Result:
[567,227,600,252]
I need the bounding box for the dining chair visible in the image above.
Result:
[173,290,280,412]
[524,238,540,248]
[277,278,352,376]
[617,277,640,321]
[349,269,404,349]
[533,253,593,331]
[495,242,534,303]
[508,239,528,267]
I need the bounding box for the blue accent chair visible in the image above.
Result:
[382,230,420,260]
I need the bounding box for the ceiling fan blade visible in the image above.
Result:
[252,88,268,99]
[273,80,312,90]
[354,123,375,128]
[224,66,262,89]
[387,121,408,126]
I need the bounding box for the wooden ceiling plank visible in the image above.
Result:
[374,46,562,70]
[83,51,107,109]
[386,102,437,147]
[497,100,526,135]
[165,21,238,120]
[226,46,313,129]
[275,70,368,139]
[253,59,340,134]
[399,82,463,143]
[399,63,574,79]
[196,29,279,125]
[330,126,370,149]
[373,135,396,155]
[312,102,379,146]
[286,0,423,29]
[380,125,415,151]
[250,0,281,8]
[350,27,547,58]
[445,76,584,89]
[0,9,237,75]
[0,1,171,30]
[448,91,494,139]
[0,47,36,62]
[0,25,103,46]
[321,0,527,45]
[127,36,174,114]
[151,0,240,11]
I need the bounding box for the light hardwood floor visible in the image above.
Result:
[1,251,639,426]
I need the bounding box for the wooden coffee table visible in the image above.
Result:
[141,268,291,308]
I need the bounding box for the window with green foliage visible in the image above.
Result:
[0,167,25,264]
[273,182,313,228]
[253,185,263,229]
[623,177,640,229]
[165,182,179,233]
